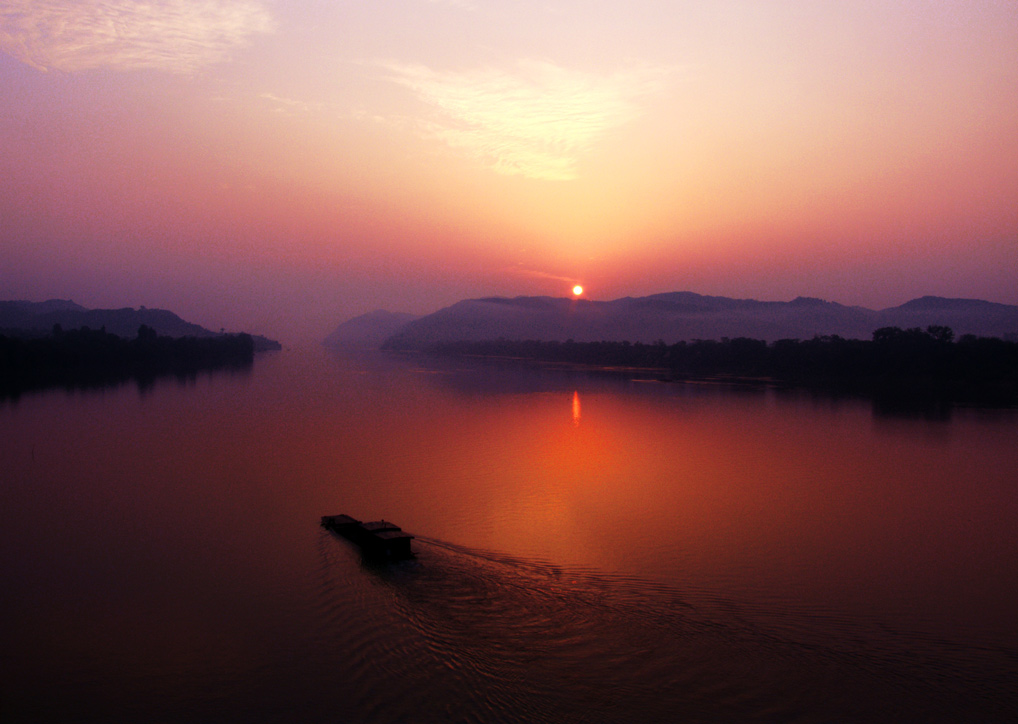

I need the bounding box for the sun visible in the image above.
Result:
[572,285,584,296]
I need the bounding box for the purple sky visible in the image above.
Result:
[2,1,1016,341]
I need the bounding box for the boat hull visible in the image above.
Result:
[321,514,415,560]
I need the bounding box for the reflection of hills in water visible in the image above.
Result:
[0,357,254,402]
[400,352,760,396]
[0,341,255,402]
[317,534,1018,724]
[394,353,970,421]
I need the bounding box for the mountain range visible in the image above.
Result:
[325,293,1018,349]
[323,310,422,349]
[1,300,281,351]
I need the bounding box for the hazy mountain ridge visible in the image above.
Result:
[378,292,1018,349]
[1,300,281,350]
[873,296,1018,338]
[323,310,421,349]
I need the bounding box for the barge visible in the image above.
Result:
[321,514,415,560]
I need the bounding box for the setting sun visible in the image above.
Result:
[572,285,583,296]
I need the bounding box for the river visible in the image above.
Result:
[2,347,1016,722]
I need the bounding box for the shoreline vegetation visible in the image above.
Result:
[0,325,259,399]
[386,326,1018,408]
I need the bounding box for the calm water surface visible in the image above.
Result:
[2,348,1017,722]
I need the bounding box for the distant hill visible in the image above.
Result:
[873,296,1018,338]
[324,310,421,349]
[0,300,281,351]
[381,293,1018,349]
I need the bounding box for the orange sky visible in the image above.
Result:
[2,1,1016,341]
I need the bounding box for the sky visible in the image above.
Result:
[2,1,1017,341]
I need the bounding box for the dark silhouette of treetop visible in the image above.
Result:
[408,325,1018,407]
[1,326,255,399]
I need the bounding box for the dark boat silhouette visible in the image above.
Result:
[320,514,415,560]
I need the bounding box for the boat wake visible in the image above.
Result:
[316,533,1018,723]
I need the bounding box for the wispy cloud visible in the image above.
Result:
[0,0,274,74]
[424,0,477,9]
[259,92,323,115]
[506,267,582,285]
[379,59,672,181]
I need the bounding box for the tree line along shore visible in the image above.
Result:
[0,325,256,398]
[403,326,1018,406]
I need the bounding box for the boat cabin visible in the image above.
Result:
[321,514,414,560]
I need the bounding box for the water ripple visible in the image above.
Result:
[314,533,1018,723]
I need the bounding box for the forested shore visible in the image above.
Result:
[0,325,256,398]
[414,326,1018,406]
